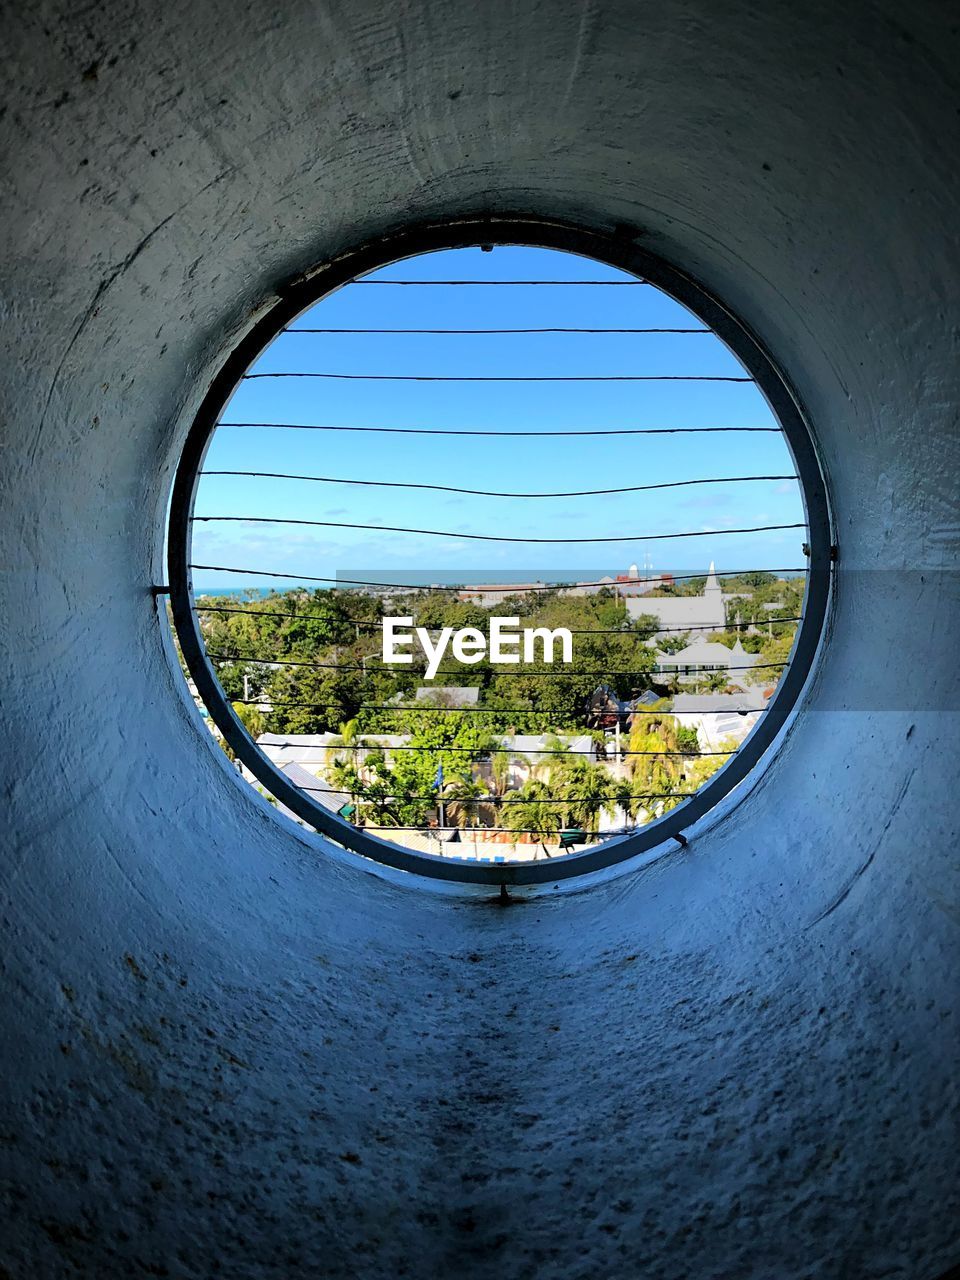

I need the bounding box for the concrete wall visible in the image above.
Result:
[1,2,957,1276]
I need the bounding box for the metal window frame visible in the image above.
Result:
[167,215,833,886]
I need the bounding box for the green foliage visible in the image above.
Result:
[654,630,690,655]
[500,751,619,837]
[711,629,766,652]
[719,573,805,628]
[746,630,796,686]
[196,586,662,736]
[325,710,501,828]
[721,570,776,590]
[675,725,700,753]
[186,574,803,835]
[232,700,264,740]
[623,709,729,822]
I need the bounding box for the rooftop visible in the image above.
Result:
[657,639,755,667]
[671,690,767,713]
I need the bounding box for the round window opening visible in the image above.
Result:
[166,220,832,884]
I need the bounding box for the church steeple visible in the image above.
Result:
[705,560,720,593]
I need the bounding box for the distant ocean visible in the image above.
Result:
[193,566,804,598]
[193,586,276,598]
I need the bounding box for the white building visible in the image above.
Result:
[457,581,549,606]
[655,637,757,685]
[474,734,596,788]
[625,561,728,635]
[254,731,597,793]
[671,689,768,750]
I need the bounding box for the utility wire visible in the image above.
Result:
[288,744,733,757]
[207,650,787,676]
[325,829,601,839]
[282,326,711,334]
[201,470,797,500]
[193,604,805,634]
[349,279,649,285]
[233,698,766,716]
[188,565,809,591]
[346,619,802,636]
[312,747,732,752]
[217,422,781,436]
[191,516,806,545]
[242,372,753,383]
[296,786,713,804]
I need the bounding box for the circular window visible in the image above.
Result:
[166,219,832,884]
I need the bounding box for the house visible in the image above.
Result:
[474,734,597,788]
[242,759,353,828]
[670,689,768,750]
[625,561,727,635]
[275,761,353,822]
[562,565,674,597]
[255,732,339,773]
[587,684,668,732]
[608,565,673,597]
[654,637,757,684]
[457,582,549,606]
[255,732,411,786]
[586,683,622,729]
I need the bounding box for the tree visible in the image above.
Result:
[441,778,485,829]
[232,700,264,740]
[501,778,563,840]
[655,631,690,655]
[261,660,363,734]
[675,725,700,753]
[553,756,619,835]
[624,709,687,822]
[325,710,501,829]
[746,630,795,686]
[504,741,618,837]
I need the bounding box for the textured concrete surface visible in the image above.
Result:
[1,1,958,1276]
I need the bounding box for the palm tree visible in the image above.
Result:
[325,718,367,814]
[615,776,639,828]
[481,746,523,828]
[624,707,687,821]
[441,778,485,830]
[501,778,563,841]
[547,754,619,836]
[490,748,513,798]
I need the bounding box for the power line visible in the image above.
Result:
[201,470,797,500]
[192,604,804,634]
[332,825,607,838]
[296,786,713,804]
[187,565,808,591]
[191,516,806,545]
[352,827,604,837]
[243,372,753,383]
[217,422,781,437]
[233,698,766,716]
[283,326,711,334]
[349,279,649,286]
[206,649,787,676]
[279,744,733,757]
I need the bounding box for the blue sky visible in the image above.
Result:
[191,245,806,591]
